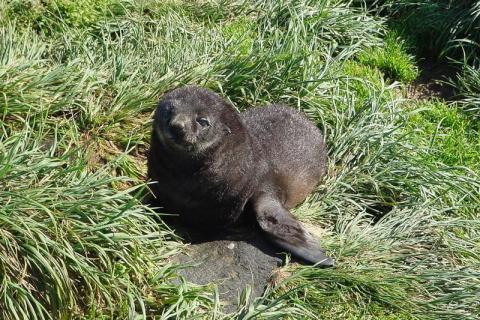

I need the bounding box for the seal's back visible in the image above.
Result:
[241,105,327,208]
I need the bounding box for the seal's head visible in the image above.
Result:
[154,86,242,154]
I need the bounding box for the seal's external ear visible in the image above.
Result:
[253,195,334,267]
[224,126,232,134]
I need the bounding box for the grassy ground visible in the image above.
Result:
[1,0,479,319]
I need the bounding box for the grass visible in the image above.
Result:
[366,0,480,60]
[405,99,480,169]
[1,0,479,319]
[449,58,480,118]
[0,123,192,319]
[358,31,418,83]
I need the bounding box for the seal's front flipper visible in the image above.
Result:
[253,196,334,267]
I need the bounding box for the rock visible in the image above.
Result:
[171,223,283,311]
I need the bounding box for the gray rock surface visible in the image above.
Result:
[171,224,283,310]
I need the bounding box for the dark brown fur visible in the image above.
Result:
[148,86,333,266]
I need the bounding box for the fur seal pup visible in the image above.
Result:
[148,86,334,266]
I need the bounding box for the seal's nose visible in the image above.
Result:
[170,120,185,137]
[169,115,188,139]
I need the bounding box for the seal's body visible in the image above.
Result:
[148,86,333,266]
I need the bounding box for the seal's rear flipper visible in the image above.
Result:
[253,196,334,267]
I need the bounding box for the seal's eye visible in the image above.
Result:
[196,117,210,128]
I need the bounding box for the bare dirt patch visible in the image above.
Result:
[407,59,458,100]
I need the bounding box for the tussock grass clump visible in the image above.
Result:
[255,76,480,318]
[209,0,386,107]
[0,25,92,118]
[1,127,145,317]
[366,0,480,59]
[449,59,480,118]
